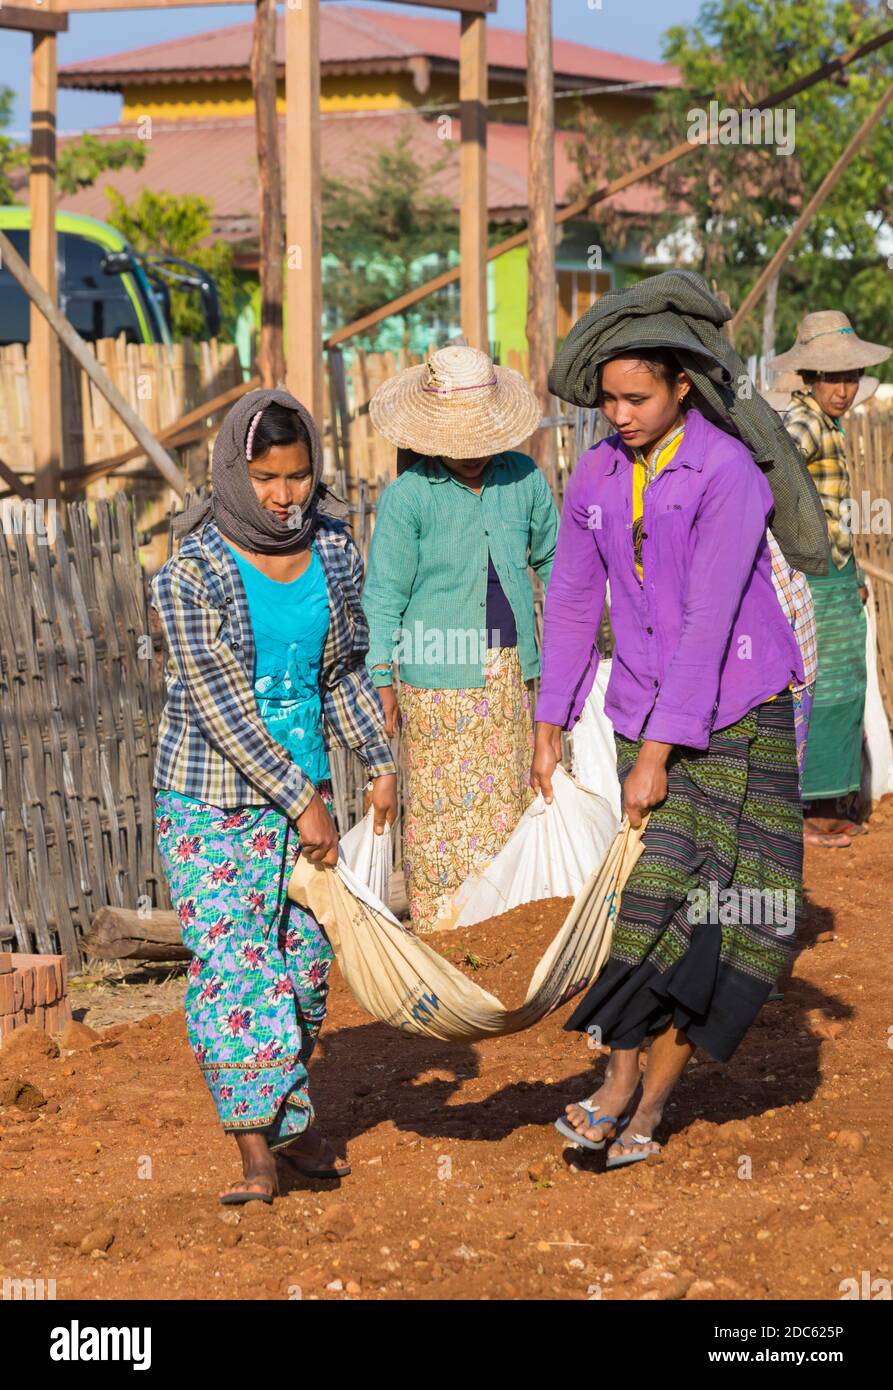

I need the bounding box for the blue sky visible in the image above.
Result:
[1,0,703,135]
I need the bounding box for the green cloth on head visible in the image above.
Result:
[548,269,830,576]
[801,555,867,800]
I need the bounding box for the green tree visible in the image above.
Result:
[0,88,26,202]
[105,187,235,340]
[568,1,893,369]
[322,131,459,346]
[0,86,144,204]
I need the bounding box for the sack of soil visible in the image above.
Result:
[434,766,618,932]
[287,817,646,1041]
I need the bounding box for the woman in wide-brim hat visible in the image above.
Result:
[775,311,891,847]
[363,345,559,931]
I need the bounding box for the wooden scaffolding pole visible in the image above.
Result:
[459,11,488,350]
[251,0,285,387]
[29,31,63,501]
[730,83,893,340]
[286,0,323,422]
[526,0,556,486]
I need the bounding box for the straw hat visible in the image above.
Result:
[762,369,880,414]
[368,346,541,458]
[771,310,890,374]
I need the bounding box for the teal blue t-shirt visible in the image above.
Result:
[227,542,331,785]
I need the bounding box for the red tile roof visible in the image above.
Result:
[59,6,678,90]
[53,110,667,236]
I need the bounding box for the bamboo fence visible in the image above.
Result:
[0,338,243,569]
[0,494,170,964]
[846,411,893,720]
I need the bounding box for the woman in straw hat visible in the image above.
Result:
[151,388,398,1204]
[363,345,559,930]
[773,311,891,848]
[534,345,806,1169]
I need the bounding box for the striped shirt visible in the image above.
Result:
[150,519,397,821]
[782,390,851,570]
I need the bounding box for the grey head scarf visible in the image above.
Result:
[173,386,349,553]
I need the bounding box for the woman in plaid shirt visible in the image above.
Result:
[774,311,891,847]
[151,388,397,1205]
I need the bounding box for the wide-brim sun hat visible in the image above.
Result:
[368,345,542,458]
[762,369,880,413]
[771,310,891,374]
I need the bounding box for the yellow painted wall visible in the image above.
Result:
[120,72,656,127]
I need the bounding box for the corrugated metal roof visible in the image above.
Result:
[59,6,678,89]
[53,110,667,235]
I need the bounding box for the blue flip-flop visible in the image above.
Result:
[605,1132,662,1170]
[555,1103,624,1151]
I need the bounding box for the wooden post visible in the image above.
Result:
[761,273,779,389]
[730,83,893,340]
[251,0,285,387]
[29,31,62,501]
[525,0,556,488]
[286,0,323,422]
[459,12,488,350]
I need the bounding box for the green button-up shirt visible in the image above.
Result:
[363,451,559,689]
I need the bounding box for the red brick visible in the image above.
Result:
[51,961,63,1000]
[20,968,34,1012]
[0,954,11,975]
[43,965,58,1005]
[0,977,15,1014]
[57,998,72,1028]
[0,1014,16,1041]
[31,1004,46,1029]
[12,972,23,1014]
[59,957,68,993]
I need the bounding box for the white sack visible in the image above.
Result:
[433,764,620,931]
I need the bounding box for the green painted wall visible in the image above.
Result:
[492,244,529,360]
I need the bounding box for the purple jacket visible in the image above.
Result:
[535,409,805,748]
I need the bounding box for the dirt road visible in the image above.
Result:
[1,803,891,1301]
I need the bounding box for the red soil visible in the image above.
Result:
[1,804,892,1301]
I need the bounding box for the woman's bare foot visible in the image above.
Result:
[806,816,852,835]
[220,1130,279,1204]
[564,1047,642,1145]
[606,1099,663,1163]
[804,824,852,849]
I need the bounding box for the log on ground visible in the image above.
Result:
[85,908,189,962]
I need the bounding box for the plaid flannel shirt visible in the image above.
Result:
[767,529,818,687]
[150,518,397,821]
[782,390,853,571]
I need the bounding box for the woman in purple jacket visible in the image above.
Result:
[532,349,805,1170]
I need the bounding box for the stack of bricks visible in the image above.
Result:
[0,952,72,1042]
